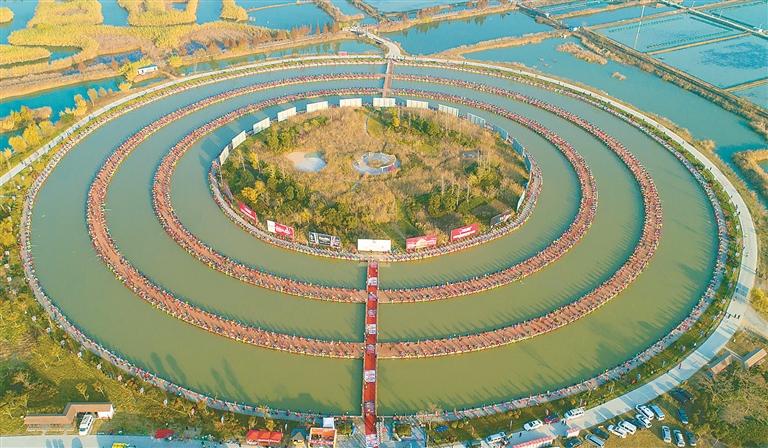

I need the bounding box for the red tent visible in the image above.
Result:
[154,428,175,440]
[246,430,284,446]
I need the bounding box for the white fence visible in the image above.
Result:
[467,113,486,126]
[438,104,459,116]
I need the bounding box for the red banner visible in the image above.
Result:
[450,223,479,241]
[237,202,258,222]
[267,220,295,240]
[406,235,437,251]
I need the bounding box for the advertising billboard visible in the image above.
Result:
[491,210,514,227]
[339,98,362,108]
[357,239,391,252]
[231,130,246,149]
[218,145,230,165]
[277,107,297,122]
[450,223,479,241]
[372,97,396,108]
[405,235,437,251]
[309,231,341,248]
[406,99,429,109]
[267,220,295,239]
[253,117,270,133]
[306,101,329,113]
[237,202,258,222]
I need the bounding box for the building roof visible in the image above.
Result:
[743,348,767,367]
[246,430,283,444]
[708,352,733,376]
[154,428,175,439]
[24,402,113,427]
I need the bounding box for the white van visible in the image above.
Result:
[485,432,507,445]
[650,404,666,421]
[619,420,637,435]
[564,407,585,420]
[78,414,94,436]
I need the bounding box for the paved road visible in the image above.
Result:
[352,28,403,59]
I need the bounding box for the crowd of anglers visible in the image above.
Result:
[153,84,597,305]
[18,60,731,423]
[86,79,381,359]
[406,123,730,421]
[210,148,543,264]
[376,80,664,357]
[84,74,665,360]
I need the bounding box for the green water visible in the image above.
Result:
[31,62,717,414]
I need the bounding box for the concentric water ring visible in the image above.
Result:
[25,57,719,418]
[87,78,662,360]
[149,80,595,303]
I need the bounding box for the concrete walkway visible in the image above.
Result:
[0,434,234,448]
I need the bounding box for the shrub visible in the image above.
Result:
[0,45,50,66]
[0,7,14,24]
[220,0,248,22]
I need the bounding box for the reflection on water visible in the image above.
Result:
[246,2,332,32]
[179,40,381,75]
[466,36,767,183]
[98,0,131,26]
[384,11,551,54]
[657,35,768,88]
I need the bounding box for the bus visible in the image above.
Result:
[78,414,94,436]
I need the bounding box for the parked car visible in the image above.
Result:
[485,432,506,445]
[662,425,672,443]
[523,420,543,431]
[592,427,610,440]
[564,436,583,448]
[674,429,686,447]
[619,420,637,435]
[635,413,652,428]
[670,388,693,404]
[585,434,605,447]
[650,404,666,421]
[636,404,655,420]
[686,431,698,446]
[543,413,560,424]
[678,408,689,425]
[565,407,586,420]
[607,425,627,438]
[630,417,646,430]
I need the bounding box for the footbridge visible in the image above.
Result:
[363,262,380,448]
